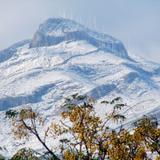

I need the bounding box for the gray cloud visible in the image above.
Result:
[0,0,160,62]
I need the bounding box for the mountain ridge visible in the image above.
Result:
[30,18,128,58]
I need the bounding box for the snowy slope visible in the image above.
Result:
[0,18,160,156]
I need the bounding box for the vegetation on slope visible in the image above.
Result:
[4,94,160,160]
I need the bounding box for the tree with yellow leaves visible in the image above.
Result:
[11,108,60,160]
[10,94,160,160]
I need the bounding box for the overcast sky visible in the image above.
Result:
[0,0,160,62]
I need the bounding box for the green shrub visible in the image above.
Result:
[5,109,18,119]
[11,148,39,160]
[0,154,5,160]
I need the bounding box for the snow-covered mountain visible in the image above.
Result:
[0,18,160,156]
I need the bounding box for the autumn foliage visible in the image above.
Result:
[9,94,160,160]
